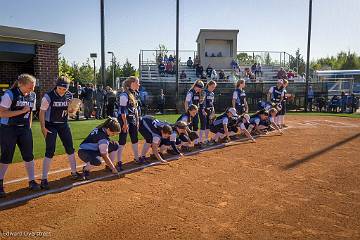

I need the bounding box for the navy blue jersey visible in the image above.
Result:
[249,114,261,126]
[43,89,72,123]
[0,88,36,127]
[203,89,215,110]
[141,116,166,137]
[212,113,230,127]
[117,91,139,123]
[79,127,110,151]
[177,112,192,126]
[270,86,284,103]
[234,88,246,106]
[186,89,201,106]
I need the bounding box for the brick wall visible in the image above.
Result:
[33,44,59,96]
[0,60,34,86]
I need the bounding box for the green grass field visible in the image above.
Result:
[9,112,359,163]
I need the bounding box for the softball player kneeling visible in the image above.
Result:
[78,118,120,180]
[248,109,270,135]
[39,76,81,190]
[209,107,238,144]
[258,108,283,134]
[0,74,39,197]
[138,116,173,163]
[231,114,256,142]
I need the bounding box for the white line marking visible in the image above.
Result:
[0,134,270,208]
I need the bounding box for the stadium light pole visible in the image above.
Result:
[304,0,312,112]
[100,0,106,87]
[90,53,97,85]
[107,51,115,88]
[175,0,180,113]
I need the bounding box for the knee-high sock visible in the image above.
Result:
[199,130,204,143]
[42,157,52,180]
[212,132,221,141]
[24,161,35,181]
[109,150,117,164]
[141,143,151,157]
[117,145,124,164]
[194,131,199,144]
[0,163,9,180]
[281,115,285,125]
[132,143,139,160]
[275,116,280,125]
[205,129,210,141]
[67,153,77,173]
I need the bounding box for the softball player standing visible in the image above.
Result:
[117,76,141,166]
[0,74,39,197]
[184,80,204,148]
[267,79,285,125]
[199,80,217,145]
[232,79,248,115]
[39,76,82,190]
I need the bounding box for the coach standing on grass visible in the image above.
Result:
[0,74,40,197]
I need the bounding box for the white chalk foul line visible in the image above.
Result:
[0,130,285,208]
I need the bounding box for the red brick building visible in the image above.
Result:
[0,25,65,98]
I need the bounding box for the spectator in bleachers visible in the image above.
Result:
[211,69,218,80]
[168,54,175,63]
[277,67,288,79]
[180,70,187,80]
[201,71,207,80]
[165,61,173,74]
[157,54,163,64]
[158,61,165,76]
[206,64,213,77]
[196,65,204,77]
[251,63,257,78]
[219,70,225,80]
[187,57,193,68]
[287,70,295,79]
[256,63,262,77]
[194,55,200,68]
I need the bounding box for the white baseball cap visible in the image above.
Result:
[228,107,238,117]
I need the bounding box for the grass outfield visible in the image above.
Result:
[9,112,359,163]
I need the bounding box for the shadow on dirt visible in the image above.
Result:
[281,132,360,170]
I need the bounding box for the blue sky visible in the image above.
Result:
[1,0,359,68]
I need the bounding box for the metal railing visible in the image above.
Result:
[236,51,298,70]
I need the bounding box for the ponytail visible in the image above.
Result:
[122,76,139,107]
[96,117,121,132]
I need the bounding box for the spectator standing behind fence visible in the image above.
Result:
[340,92,347,113]
[256,63,262,77]
[105,87,116,117]
[81,83,95,120]
[307,85,314,112]
[206,64,213,78]
[157,89,165,114]
[187,57,193,68]
[158,61,165,76]
[287,70,295,79]
[277,67,287,79]
[350,94,359,113]
[95,85,105,119]
[211,69,218,80]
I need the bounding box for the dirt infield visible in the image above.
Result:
[0,115,359,240]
